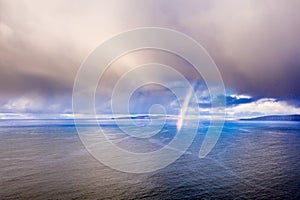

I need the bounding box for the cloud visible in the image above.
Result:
[1,0,300,116]
[176,90,300,119]
[229,94,251,100]
[175,0,300,98]
[3,96,42,112]
[226,94,255,106]
[226,98,300,118]
[1,94,72,114]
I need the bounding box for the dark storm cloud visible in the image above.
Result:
[0,0,300,114]
[171,0,300,99]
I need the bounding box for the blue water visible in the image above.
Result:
[0,119,300,199]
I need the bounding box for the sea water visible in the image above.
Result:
[0,119,299,199]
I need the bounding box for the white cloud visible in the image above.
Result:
[1,95,69,114]
[176,95,300,120]
[3,96,43,112]
[229,94,251,99]
[226,98,300,119]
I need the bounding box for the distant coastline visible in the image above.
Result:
[240,114,300,121]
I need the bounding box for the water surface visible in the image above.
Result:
[0,119,299,199]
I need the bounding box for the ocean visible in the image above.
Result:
[0,119,300,199]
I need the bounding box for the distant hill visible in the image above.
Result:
[240,114,300,121]
[111,115,150,120]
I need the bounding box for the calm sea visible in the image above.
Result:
[0,119,300,199]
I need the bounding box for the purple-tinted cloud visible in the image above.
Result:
[0,0,300,116]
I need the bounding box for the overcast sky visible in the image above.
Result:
[1,0,300,118]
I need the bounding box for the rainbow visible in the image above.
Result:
[176,83,195,131]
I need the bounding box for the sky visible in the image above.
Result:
[0,0,300,119]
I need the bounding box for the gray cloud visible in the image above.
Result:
[0,0,300,114]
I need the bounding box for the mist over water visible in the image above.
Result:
[1,119,300,199]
